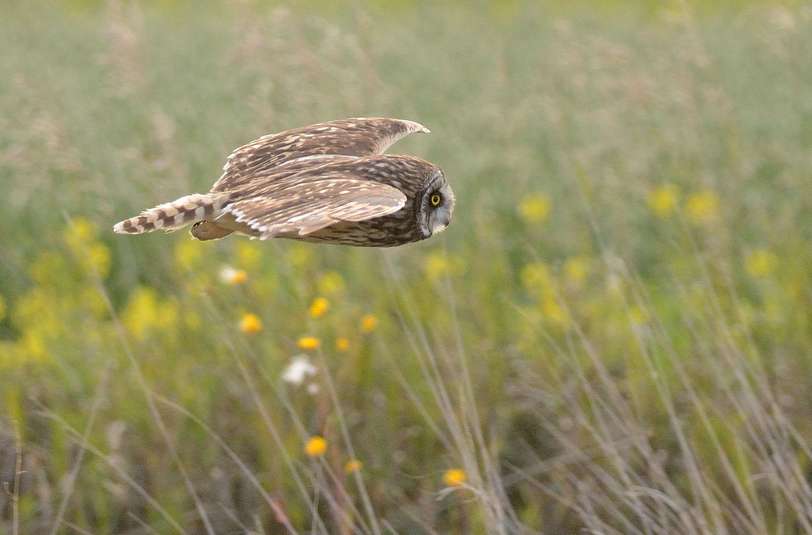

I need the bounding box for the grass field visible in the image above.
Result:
[1,1,811,533]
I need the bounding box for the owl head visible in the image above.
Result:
[417,168,455,238]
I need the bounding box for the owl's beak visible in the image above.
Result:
[431,212,452,234]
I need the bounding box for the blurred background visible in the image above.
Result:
[1,0,811,533]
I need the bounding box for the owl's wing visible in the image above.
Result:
[223,176,407,239]
[211,117,430,192]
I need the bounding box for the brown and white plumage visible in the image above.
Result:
[113,117,455,247]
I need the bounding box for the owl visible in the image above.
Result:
[113,117,454,247]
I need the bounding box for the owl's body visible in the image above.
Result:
[113,118,455,247]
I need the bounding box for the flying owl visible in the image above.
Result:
[113,117,455,247]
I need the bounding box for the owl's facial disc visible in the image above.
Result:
[419,171,455,238]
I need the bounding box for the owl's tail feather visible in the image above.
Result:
[113,193,230,235]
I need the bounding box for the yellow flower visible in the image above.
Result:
[79,287,107,318]
[335,337,350,352]
[442,468,466,487]
[287,245,314,269]
[235,242,262,271]
[309,297,330,318]
[13,288,60,334]
[4,387,22,428]
[305,435,327,457]
[424,253,450,281]
[518,193,551,224]
[122,287,179,340]
[563,256,590,286]
[423,252,464,281]
[745,249,777,279]
[19,331,49,363]
[344,459,362,474]
[240,313,263,334]
[628,306,647,326]
[298,336,321,350]
[521,262,553,294]
[64,217,96,249]
[62,218,111,277]
[360,314,378,333]
[317,272,346,296]
[175,239,203,271]
[685,190,719,223]
[648,184,680,218]
[29,252,67,287]
[542,296,570,328]
[82,243,111,278]
[219,266,248,285]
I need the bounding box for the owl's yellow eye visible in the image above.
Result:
[430,193,442,207]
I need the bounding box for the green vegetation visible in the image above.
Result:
[1,1,811,533]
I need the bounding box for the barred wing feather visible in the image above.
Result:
[211,117,429,192]
[224,178,406,239]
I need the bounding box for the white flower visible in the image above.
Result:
[219,265,247,285]
[306,383,320,395]
[282,355,317,385]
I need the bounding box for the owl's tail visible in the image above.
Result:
[113,192,230,235]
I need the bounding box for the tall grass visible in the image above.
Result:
[1,1,811,533]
